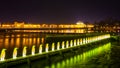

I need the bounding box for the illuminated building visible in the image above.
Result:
[94,22,120,33]
[0,21,94,33]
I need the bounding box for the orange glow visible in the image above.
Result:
[0,21,95,33]
[0,21,92,29]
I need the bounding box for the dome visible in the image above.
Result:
[76,21,84,25]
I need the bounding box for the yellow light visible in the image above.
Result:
[23,46,27,57]
[0,49,6,61]
[13,47,18,59]
[62,41,65,49]
[83,38,86,44]
[77,39,79,45]
[46,44,49,52]
[32,45,35,55]
[66,41,69,48]
[74,39,76,46]
[80,39,82,45]
[39,44,42,53]
[57,42,60,50]
[70,40,73,47]
[52,43,55,51]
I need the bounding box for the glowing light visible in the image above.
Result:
[62,41,65,49]
[88,37,90,43]
[80,39,82,45]
[66,41,69,48]
[32,45,35,55]
[46,42,111,68]
[39,44,42,53]
[83,38,86,44]
[46,44,49,52]
[74,39,76,46]
[52,43,55,51]
[76,21,86,28]
[77,39,79,45]
[0,49,6,61]
[23,46,27,57]
[57,42,60,50]
[76,21,84,25]
[86,38,88,43]
[13,47,18,59]
[70,40,73,47]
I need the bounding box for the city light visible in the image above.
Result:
[39,44,42,53]
[62,41,65,49]
[46,44,49,52]
[52,43,55,51]
[0,22,94,33]
[23,46,27,57]
[57,42,60,50]
[0,49,6,61]
[32,45,35,55]
[13,47,18,59]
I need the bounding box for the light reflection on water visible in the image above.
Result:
[4,38,9,49]
[0,34,44,58]
[45,42,111,68]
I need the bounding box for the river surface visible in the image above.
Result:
[0,33,45,58]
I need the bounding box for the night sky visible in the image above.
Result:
[0,0,120,24]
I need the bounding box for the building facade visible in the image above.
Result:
[0,21,94,33]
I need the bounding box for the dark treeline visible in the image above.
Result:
[94,17,120,25]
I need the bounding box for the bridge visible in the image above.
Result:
[0,33,110,68]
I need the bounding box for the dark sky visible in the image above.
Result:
[0,0,120,24]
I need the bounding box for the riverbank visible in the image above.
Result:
[82,41,120,68]
[110,34,120,41]
[0,39,110,68]
[110,45,120,68]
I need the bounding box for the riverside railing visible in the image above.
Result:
[0,34,110,62]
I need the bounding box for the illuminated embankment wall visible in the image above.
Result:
[0,34,110,62]
[45,42,111,68]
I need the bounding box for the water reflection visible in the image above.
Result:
[4,38,9,49]
[0,34,44,58]
[16,38,20,48]
[46,42,111,68]
[10,38,14,46]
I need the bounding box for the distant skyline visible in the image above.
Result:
[0,0,120,24]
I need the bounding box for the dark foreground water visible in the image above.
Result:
[7,41,120,68]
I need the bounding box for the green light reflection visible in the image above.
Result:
[46,42,111,68]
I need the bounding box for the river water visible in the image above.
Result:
[0,33,45,58]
